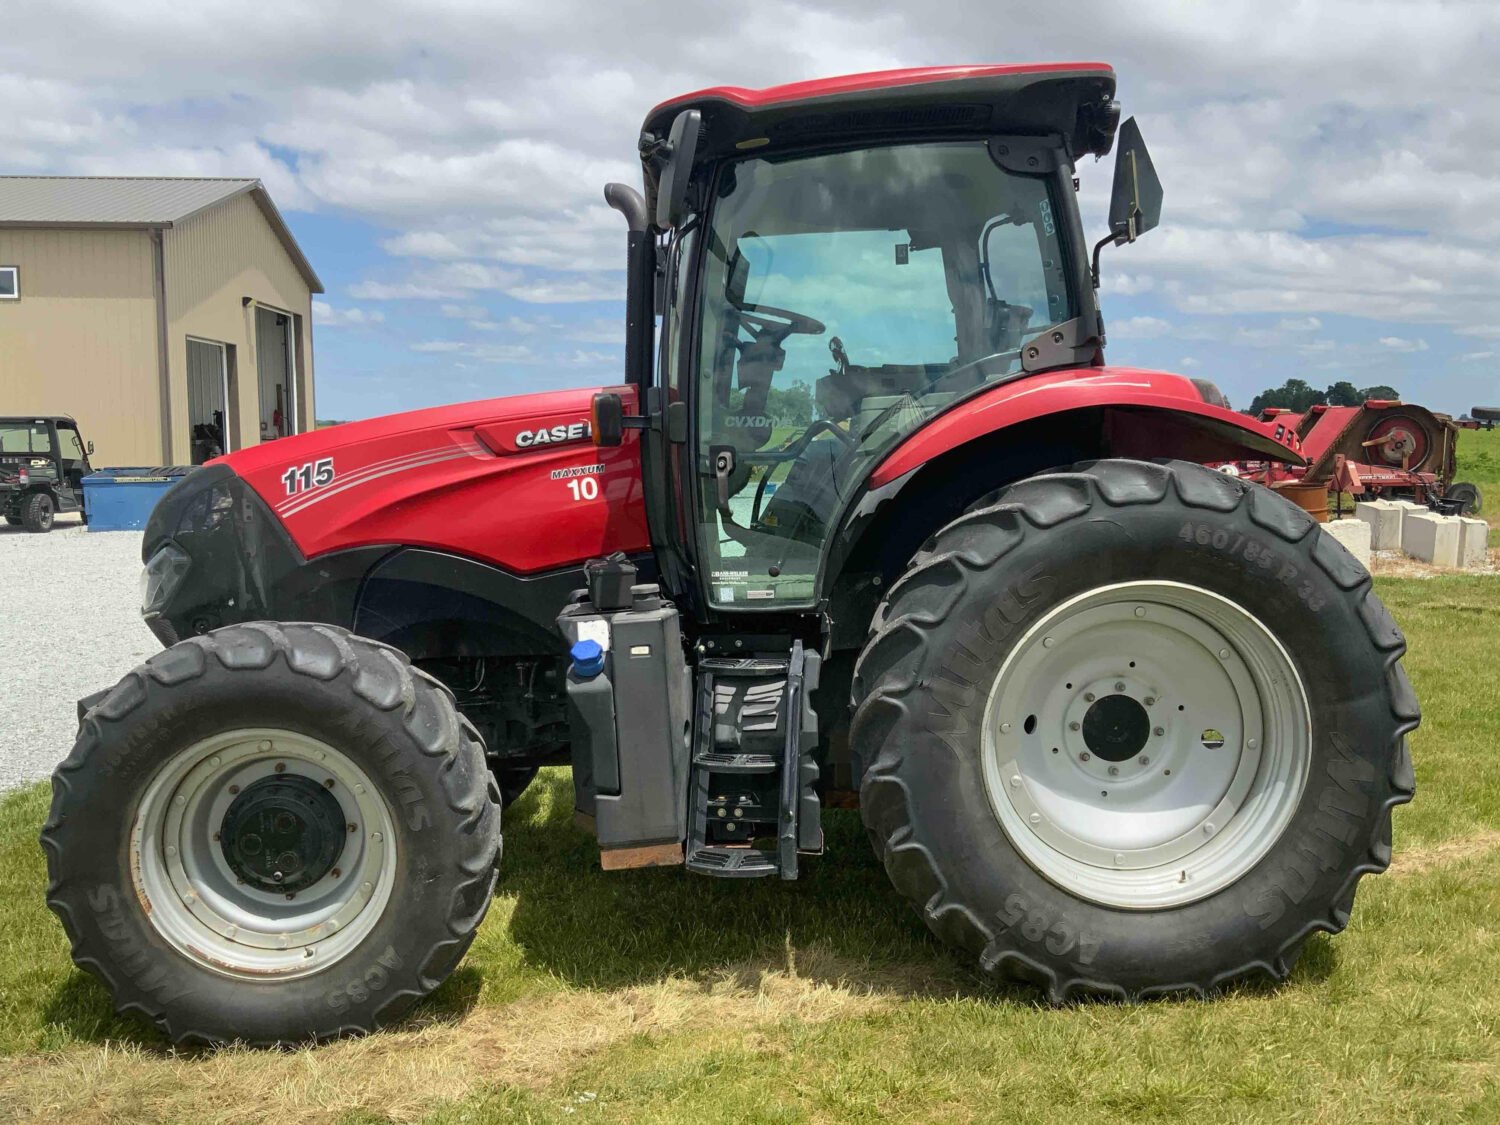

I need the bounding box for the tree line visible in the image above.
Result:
[1243,379,1400,417]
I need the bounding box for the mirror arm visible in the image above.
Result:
[1089,231,1127,289]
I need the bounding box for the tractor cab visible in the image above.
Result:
[597,64,1159,615]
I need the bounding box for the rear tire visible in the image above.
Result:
[21,492,54,532]
[851,459,1417,1000]
[42,622,502,1045]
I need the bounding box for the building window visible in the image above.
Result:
[0,267,17,300]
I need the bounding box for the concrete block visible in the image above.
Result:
[1458,517,1490,569]
[1402,511,1461,567]
[1355,500,1404,550]
[1324,518,1372,572]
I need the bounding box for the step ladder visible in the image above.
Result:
[685,640,822,879]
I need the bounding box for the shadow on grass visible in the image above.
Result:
[501,771,979,1000]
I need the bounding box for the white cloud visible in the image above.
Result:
[313,300,385,328]
[1378,336,1429,352]
[7,0,1499,416]
[1108,315,1175,340]
[410,340,465,353]
[1457,351,1495,362]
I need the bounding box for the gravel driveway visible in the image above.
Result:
[0,518,154,790]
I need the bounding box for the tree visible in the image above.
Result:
[1324,381,1362,406]
[1246,378,1325,417]
[766,381,816,427]
[1359,384,1400,402]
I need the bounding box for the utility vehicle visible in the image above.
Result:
[0,415,92,532]
[43,63,1416,1046]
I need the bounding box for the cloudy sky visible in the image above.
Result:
[5,0,1497,418]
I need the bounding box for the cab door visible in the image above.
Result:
[52,420,91,510]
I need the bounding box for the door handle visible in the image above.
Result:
[711,446,736,514]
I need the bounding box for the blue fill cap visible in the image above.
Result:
[570,638,606,678]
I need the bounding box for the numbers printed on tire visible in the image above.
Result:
[282,457,335,497]
[998,892,1101,965]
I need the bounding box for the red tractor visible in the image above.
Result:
[42,63,1416,1046]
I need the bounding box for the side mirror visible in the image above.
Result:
[1107,117,1163,243]
[592,392,624,447]
[654,109,701,231]
[1092,117,1164,286]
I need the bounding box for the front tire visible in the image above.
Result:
[42,622,502,1045]
[852,460,1417,1000]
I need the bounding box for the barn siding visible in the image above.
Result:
[0,228,163,466]
[163,193,314,461]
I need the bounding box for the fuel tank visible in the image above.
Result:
[213,385,649,573]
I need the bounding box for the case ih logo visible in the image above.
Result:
[514,421,591,448]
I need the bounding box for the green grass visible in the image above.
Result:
[1455,425,1499,538]
[0,572,1496,1123]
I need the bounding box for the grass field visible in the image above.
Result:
[0,442,1496,1122]
[1454,425,1499,542]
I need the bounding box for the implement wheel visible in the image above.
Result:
[42,622,501,1045]
[852,459,1416,1000]
[1446,481,1482,516]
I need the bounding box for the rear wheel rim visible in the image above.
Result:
[981,581,1311,910]
[131,728,397,980]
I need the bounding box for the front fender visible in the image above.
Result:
[868,367,1303,488]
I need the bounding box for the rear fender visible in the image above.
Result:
[822,371,1302,650]
[868,366,1302,489]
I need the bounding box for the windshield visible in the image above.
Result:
[690,140,1075,608]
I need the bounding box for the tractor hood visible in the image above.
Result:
[151,384,650,577]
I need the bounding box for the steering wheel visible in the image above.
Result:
[737,302,825,345]
[751,419,856,525]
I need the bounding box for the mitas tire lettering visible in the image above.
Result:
[852,460,1415,1002]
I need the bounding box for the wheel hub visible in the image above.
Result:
[220,775,346,894]
[1082,693,1150,762]
[981,581,1311,909]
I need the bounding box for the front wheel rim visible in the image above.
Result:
[981,581,1311,910]
[131,728,398,980]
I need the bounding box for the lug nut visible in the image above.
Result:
[274,762,285,773]
[1144,697,1156,706]
[324,778,335,788]
[1079,752,1091,762]
[1114,681,1126,692]
[1139,757,1150,766]
[1154,727,1165,736]
[1084,692,1096,703]
[228,784,240,794]
[1069,721,1081,731]
[1108,766,1119,776]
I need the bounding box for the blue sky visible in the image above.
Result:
[6,0,1497,419]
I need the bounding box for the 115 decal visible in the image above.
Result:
[282,457,335,497]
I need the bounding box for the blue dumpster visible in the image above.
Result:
[82,467,197,532]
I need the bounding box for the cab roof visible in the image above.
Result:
[642,62,1118,165]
